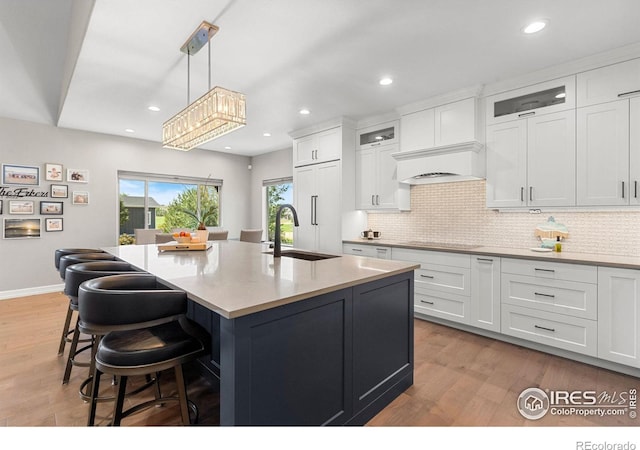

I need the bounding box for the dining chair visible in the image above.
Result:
[239,229,262,243]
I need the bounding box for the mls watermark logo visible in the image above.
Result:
[517,387,637,420]
[517,387,550,420]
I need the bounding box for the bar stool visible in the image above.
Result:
[62,260,140,386]
[55,250,111,356]
[79,273,210,426]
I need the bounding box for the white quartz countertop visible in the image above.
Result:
[343,238,640,270]
[102,241,418,319]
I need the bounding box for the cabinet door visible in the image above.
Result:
[527,110,576,207]
[577,101,629,206]
[293,165,317,251]
[376,144,404,209]
[293,135,316,167]
[316,127,341,163]
[400,108,435,152]
[470,256,501,332]
[486,120,527,208]
[630,97,640,205]
[577,58,640,107]
[355,148,377,209]
[315,161,342,254]
[434,98,476,145]
[598,267,640,368]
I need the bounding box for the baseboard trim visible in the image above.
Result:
[0,284,64,300]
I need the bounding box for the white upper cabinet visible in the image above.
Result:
[485,76,576,125]
[356,121,410,210]
[293,127,341,167]
[400,98,478,152]
[576,100,630,206]
[486,109,575,208]
[577,58,640,107]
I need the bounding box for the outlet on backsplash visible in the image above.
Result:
[366,179,640,257]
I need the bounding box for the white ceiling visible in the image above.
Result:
[2,0,640,157]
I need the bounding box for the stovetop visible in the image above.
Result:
[403,241,481,250]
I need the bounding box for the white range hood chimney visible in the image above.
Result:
[392,140,485,185]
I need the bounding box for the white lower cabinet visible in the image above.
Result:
[393,248,471,325]
[501,304,597,357]
[500,258,598,357]
[470,255,501,332]
[597,267,640,368]
[342,243,391,259]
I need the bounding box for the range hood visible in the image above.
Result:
[392,141,485,185]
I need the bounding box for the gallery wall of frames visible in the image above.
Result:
[0,162,90,239]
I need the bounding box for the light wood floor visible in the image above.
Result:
[1,291,638,427]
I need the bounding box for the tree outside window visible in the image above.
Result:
[267,182,293,245]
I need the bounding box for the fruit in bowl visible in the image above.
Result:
[172,231,192,244]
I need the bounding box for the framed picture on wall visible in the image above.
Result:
[2,164,39,186]
[45,218,63,232]
[40,201,63,215]
[67,169,89,183]
[45,163,63,181]
[8,200,34,214]
[72,191,89,205]
[50,184,68,198]
[3,218,41,239]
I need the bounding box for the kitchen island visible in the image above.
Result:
[101,240,418,426]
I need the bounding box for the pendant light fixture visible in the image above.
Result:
[162,21,246,151]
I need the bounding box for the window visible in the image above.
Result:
[118,172,221,236]
[263,178,293,245]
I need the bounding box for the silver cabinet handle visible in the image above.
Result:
[635,181,638,199]
[534,324,556,332]
[476,258,494,263]
[518,111,536,118]
[376,194,379,205]
[618,89,640,98]
[529,186,533,202]
[534,268,555,273]
[420,300,435,305]
[371,142,381,146]
[520,187,524,202]
[534,292,556,298]
[420,274,434,279]
[351,248,363,252]
[371,195,375,206]
[622,181,625,199]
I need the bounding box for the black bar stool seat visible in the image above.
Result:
[62,260,140,386]
[79,273,210,426]
[56,251,116,357]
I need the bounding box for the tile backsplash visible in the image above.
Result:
[366,180,640,257]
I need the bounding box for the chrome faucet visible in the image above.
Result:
[274,204,299,257]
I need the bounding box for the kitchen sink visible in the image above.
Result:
[264,250,340,261]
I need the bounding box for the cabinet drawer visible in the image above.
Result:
[501,258,597,284]
[415,264,470,297]
[415,288,469,324]
[342,243,391,259]
[501,304,597,357]
[393,248,471,268]
[501,274,597,320]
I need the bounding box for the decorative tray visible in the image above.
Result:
[157,242,211,252]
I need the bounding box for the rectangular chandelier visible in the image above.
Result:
[162,21,246,151]
[162,86,246,151]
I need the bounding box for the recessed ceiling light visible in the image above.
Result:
[379,77,393,86]
[224,146,231,150]
[375,136,383,140]
[148,106,160,112]
[555,92,566,99]
[299,108,310,115]
[263,132,271,137]
[523,20,547,34]
[125,128,135,133]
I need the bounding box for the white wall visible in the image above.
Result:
[248,148,293,236]
[0,117,251,295]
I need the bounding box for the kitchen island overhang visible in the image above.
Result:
[102,241,418,425]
